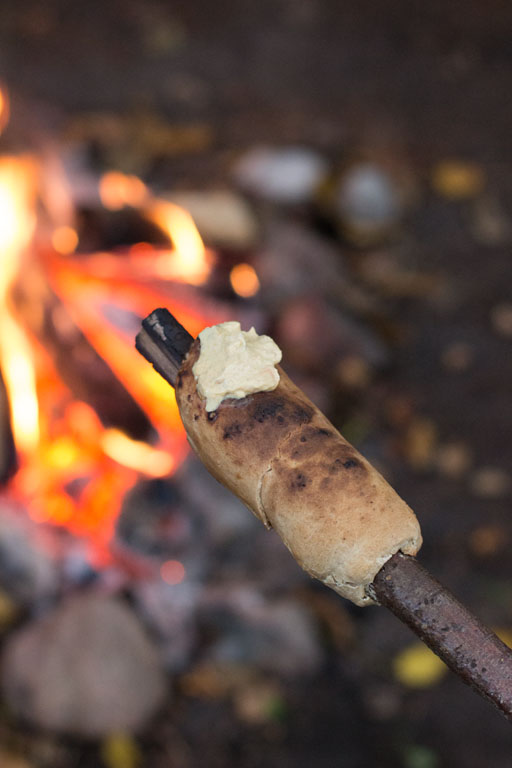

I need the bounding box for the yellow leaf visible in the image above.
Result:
[101,734,140,768]
[431,161,485,200]
[494,628,512,648]
[393,643,447,688]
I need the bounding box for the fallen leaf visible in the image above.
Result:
[402,744,439,768]
[441,341,474,371]
[393,643,447,688]
[490,303,512,338]
[431,160,485,199]
[0,750,33,768]
[471,195,511,246]
[0,588,19,629]
[470,467,511,498]
[234,681,285,724]
[435,441,472,479]
[101,734,141,768]
[180,662,254,700]
[469,525,507,557]
[495,628,512,648]
[404,417,438,471]
[335,356,371,389]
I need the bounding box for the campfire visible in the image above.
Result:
[0,84,227,566]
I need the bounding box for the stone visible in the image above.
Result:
[335,163,403,245]
[200,588,322,676]
[0,503,57,604]
[166,190,259,249]
[133,580,200,672]
[256,220,378,315]
[234,146,327,204]
[2,593,167,736]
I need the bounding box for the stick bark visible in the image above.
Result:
[136,307,512,722]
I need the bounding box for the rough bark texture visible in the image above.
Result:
[373,553,512,720]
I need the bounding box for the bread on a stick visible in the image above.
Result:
[176,325,422,606]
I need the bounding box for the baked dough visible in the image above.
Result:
[176,338,422,606]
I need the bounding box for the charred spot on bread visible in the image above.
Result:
[248,394,314,428]
[291,472,308,490]
[252,397,286,423]
[343,459,359,469]
[223,423,243,440]
[293,404,315,424]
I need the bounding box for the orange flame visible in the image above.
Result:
[147,200,213,285]
[99,171,148,210]
[101,429,175,477]
[0,147,221,563]
[0,86,10,136]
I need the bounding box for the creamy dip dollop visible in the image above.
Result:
[192,321,282,412]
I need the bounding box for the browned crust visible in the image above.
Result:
[176,340,422,606]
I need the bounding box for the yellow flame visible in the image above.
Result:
[0,313,39,452]
[0,156,40,453]
[101,428,175,477]
[0,157,38,287]
[230,263,260,297]
[147,200,212,285]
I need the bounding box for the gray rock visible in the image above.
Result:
[200,587,323,676]
[234,146,327,204]
[0,505,57,604]
[2,593,167,736]
[165,190,259,249]
[256,220,378,315]
[335,162,403,245]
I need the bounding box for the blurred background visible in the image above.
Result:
[0,1,511,766]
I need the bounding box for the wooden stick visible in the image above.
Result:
[372,553,512,720]
[136,307,512,722]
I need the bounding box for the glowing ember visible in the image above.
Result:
[160,559,186,585]
[99,171,148,210]
[230,262,260,298]
[52,225,79,255]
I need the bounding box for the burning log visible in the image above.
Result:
[11,261,154,441]
[136,308,512,721]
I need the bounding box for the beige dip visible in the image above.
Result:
[192,321,282,411]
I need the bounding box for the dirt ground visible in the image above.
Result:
[0,1,511,766]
